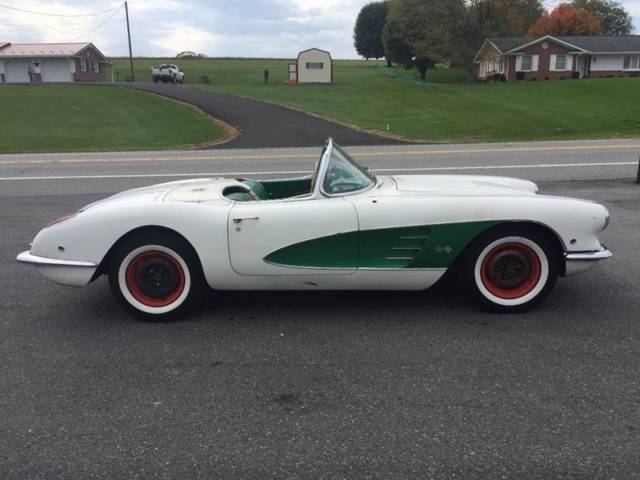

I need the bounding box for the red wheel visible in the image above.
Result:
[108,231,206,321]
[125,250,186,307]
[479,242,542,299]
[459,227,560,313]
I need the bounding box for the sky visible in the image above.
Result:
[0,0,638,58]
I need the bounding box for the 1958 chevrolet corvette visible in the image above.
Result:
[17,139,612,321]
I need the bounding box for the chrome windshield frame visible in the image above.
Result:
[312,138,376,199]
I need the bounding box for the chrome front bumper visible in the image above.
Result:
[17,251,96,268]
[564,247,613,276]
[16,251,97,286]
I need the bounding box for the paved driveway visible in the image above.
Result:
[130,83,406,149]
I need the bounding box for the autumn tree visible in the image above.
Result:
[571,0,633,35]
[354,2,389,62]
[527,4,602,36]
[383,0,465,80]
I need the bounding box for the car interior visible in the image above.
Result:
[222,141,375,202]
[223,176,314,202]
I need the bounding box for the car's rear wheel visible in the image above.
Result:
[108,232,205,321]
[460,226,560,312]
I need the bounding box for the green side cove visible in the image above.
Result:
[265,221,498,269]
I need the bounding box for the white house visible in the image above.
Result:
[295,48,333,84]
[0,42,109,83]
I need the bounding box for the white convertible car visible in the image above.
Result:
[17,139,612,321]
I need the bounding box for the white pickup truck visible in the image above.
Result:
[151,64,185,84]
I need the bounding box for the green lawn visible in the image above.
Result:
[0,85,225,153]
[113,57,640,143]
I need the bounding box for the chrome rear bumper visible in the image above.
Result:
[564,247,612,276]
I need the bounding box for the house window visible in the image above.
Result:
[555,55,566,70]
[92,61,100,74]
[623,55,640,70]
[80,58,87,72]
[520,55,532,71]
[306,62,323,69]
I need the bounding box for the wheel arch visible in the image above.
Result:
[450,220,566,277]
[91,225,203,281]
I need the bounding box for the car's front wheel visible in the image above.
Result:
[460,226,560,313]
[108,232,205,321]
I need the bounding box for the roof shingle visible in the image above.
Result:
[0,42,91,57]
[488,35,640,53]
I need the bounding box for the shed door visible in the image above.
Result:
[5,60,30,83]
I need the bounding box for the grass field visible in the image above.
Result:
[113,57,640,143]
[0,85,225,153]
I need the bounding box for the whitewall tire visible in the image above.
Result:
[461,226,560,312]
[108,231,205,321]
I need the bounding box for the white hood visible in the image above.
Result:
[390,175,539,196]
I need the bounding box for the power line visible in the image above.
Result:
[0,2,121,17]
[66,4,124,42]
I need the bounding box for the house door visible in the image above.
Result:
[30,61,42,82]
[578,56,591,78]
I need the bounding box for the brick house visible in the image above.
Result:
[474,35,640,81]
[0,42,109,83]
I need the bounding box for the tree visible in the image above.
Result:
[382,17,414,68]
[354,2,389,63]
[511,0,546,32]
[383,0,465,80]
[458,0,544,70]
[527,4,602,36]
[571,0,633,35]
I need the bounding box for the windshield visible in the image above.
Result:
[322,144,376,195]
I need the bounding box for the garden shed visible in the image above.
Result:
[295,48,333,84]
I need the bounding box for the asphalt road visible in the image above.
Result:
[130,83,404,149]
[2,139,640,479]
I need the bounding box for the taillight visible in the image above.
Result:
[46,213,77,228]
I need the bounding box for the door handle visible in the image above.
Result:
[233,216,259,224]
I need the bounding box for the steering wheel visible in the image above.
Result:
[328,180,363,193]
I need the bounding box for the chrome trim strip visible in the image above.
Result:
[392,247,422,251]
[384,256,414,261]
[16,251,96,268]
[358,267,446,272]
[262,259,356,271]
[262,260,446,272]
[564,248,613,262]
[400,236,429,240]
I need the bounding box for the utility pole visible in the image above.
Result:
[125,1,134,82]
